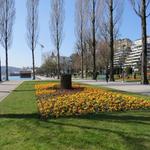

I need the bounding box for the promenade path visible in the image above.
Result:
[0,81,23,102]
[36,76,150,96]
[73,79,150,96]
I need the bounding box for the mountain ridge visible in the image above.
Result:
[1,66,22,74]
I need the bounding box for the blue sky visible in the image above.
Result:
[0,0,150,68]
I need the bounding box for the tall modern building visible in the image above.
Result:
[114,39,132,67]
[124,37,150,71]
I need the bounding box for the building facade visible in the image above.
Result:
[114,38,132,67]
[124,37,150,71]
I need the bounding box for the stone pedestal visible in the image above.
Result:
[61,74,72,89]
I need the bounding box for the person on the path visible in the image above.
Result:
[106,72,109,83]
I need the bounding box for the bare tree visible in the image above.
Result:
[97,40,110,74]
[101,0,124,81]
[84,35,94,78]
[0,0,3,41]
[86,0,103,80]
[26,0,39,80]
[130,0,150,84]
[0,0,4,82]
[75,0,88,79]
[50,0,65,79]
[75,0,84,79]
[83,39,90,78]
[70,52,81,76]
[0,0,15,81]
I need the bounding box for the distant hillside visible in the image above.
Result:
[1,66,22,74]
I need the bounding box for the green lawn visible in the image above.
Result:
[0,81,150,150]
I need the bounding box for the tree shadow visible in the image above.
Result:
[0,111,149,125]
[0,111,150,149]
[76,112,150,121]
[0,112,149,150]
[0,113,38,119]
[13,89,36,92]
[56,112,150,126]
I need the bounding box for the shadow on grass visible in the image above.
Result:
[0,112,149,149]
[56,112,150,126]
[76,112,150,121]
[0,113,39,119]
[0,113,149,150]
[0,112,149,124]
[13,89,36,92]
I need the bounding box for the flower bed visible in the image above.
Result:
[35,83,150,118]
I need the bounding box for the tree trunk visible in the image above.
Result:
[5,0,8,81]
[92,0,96,80]
[56,22,61,80]
[32,49,35,80]
[80,14,84,79]
[5,38,9,81]
[141,0,148,84]
[57,46,60,79]
[81,39,84,79]
[31,3,36,80]
[109,0,115,81]
[85,46,88,79]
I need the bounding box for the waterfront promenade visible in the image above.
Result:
[37,76,150,96]
[1,77,149,103]
[73,79,150,96]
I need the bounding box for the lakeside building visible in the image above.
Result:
[124,37,150,71]
[114,38,132,67]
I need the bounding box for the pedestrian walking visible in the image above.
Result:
[106,72,109,83]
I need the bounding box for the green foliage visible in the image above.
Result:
[125,66,133,75]
[37,53,57,77]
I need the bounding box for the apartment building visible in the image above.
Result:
[114,38,132,67]
[124,37,150,71]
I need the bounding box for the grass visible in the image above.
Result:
[0,81,150,150]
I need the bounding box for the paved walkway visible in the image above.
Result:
[36,76,150,96]
[0,81,23,102]
[73,79,150,96]
[36,76,58,81]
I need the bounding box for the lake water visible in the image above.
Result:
[6,76,32,81]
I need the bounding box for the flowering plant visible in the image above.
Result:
[35,83,150,119]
